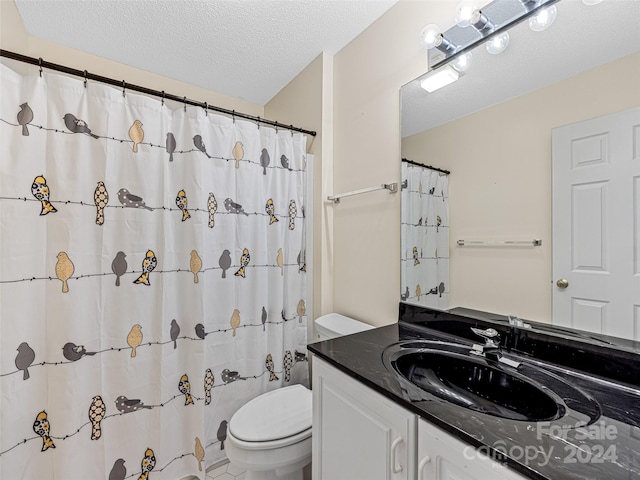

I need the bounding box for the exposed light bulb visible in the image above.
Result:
[451,52,473,72]
[582,0,603,5]
[420,24,442,49]
[455,1,480,28]
[485,32,510,55]
[529,5,557,31]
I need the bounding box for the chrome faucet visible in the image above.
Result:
[470,327,521,368]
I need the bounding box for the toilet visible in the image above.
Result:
[225,313,374,480]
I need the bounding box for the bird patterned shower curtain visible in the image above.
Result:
[0,62,308,480]
[401,160,449,310]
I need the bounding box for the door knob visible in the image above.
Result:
[556,279,569,289]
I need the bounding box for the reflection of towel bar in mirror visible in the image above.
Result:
[457,239,542,247]
[328,183,398,204]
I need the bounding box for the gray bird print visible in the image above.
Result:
[224,198,249,216]
[117,188,152,210]
[17,102,33,136]
[170,319,180,349]
[63,113,99,138]
[166,132,176,162]
[217,420,228,450]
[220,369,246,383]
[195,323,207,339]
[401,286,409,301]
[280,154,292,170]
[62,342,96,362]
[94,181,109,225]
[111,251,127,287]
[15,342,35,380]
[218,249,232,278]
[114,395,153,414]
[260,148,270,175]
[204,368,214,406]
[283,350,293,382]
[261,306,267,332]
[288,200,297,230]
[207,192,217,228]
[108,459,126,480]
[193,134,212,158]
[297,250,306,272]
[294,350,307,362]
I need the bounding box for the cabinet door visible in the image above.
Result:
[418,419,528,480]
[312,357,415,480]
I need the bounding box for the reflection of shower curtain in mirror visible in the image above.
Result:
[0,64,308,479]
[401,161,449,310]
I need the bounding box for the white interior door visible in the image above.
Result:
[552,107,640,339]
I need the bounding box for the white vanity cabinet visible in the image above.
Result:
[418,419,528,480]
[313,357,529,480]
[312,357,416,480]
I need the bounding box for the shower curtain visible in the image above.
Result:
[401,160,449,310]
[0,62,308,480]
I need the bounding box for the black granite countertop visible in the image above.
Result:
[307,304,640,480]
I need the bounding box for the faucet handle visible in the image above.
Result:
[471,327,500,344]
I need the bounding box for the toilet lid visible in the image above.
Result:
[229,384,312,442]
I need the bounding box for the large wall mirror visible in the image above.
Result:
[400,0,640,340]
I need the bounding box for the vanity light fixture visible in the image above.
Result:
[420,65,461,93]
[420,24,457,53]
[581,0,603,5]
[455,1,494,33]
[451,51,473,72]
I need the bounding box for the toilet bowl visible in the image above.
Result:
[226,384,312,480]
[226,314,374,479]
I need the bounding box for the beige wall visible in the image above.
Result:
[0,0,262,116]
[402,53,640,322]
[331,1,453,326]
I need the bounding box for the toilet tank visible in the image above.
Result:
[314,313,374,341]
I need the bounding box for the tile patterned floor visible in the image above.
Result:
[206,461,246,480]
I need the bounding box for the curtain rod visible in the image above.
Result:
[0,49,317,137]
[402,158,450,175]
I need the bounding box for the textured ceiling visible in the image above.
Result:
[402,0,640,137]
[14,0,398,105]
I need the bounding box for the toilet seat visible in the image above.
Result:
[229,384,312,446]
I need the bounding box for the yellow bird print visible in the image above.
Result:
[265,198,279,225]
[179,374,194,405]
[416,284,422,301]
[175,189,191,221]
[88,395,106,440]
[207,192,217,228]
[266,354,278,381]
[93,181,109,225]
[195,437,205,471]
[133,250,157,286]
[190,250,202,283]
[55,251,74,293]
[31,175,57,216]
[232,141,244,169]
[277,248,284,276]
[33,410,55,452]
[234,248,250,278]
[138,447,156,480]
[127,324,143,358]
[128,119,144,153]
[413,247,420,266]
[230,309,241,337]
[297,299,306,323]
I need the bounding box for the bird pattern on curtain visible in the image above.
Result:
[401,160,449,310]
[0,63,308,480]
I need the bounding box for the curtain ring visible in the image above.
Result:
[161,90,165,107]
[275,121,278,133]
[183,96,187,112]
[38,58,43,77]
[290,125,294,137]
[83,70,88,88]
[204,102,208,116]
[122,80,126,97]
[232,110,235,124]
[256,116,260,130]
